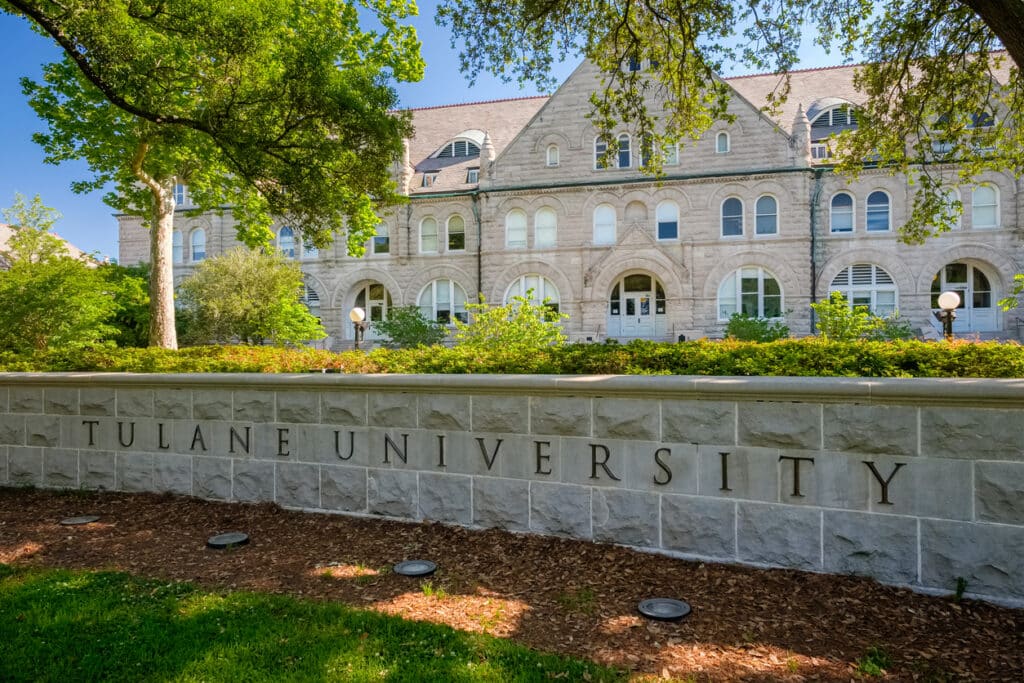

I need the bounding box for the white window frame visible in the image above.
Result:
[942,188,963,230]
[546,144,560,167]
[664,143,679,166]
[655,200,679,241]
[278,226,296,258]
[971,184,999,228]
[594,137,608,170]
[717,266,784,321]
[418,279,468,324]
[420,217,439,253]
[593,204,617,245]
[617,134,631,168]
[755,195,778,236]
[447,215,466,252]
[504,274,560,312]
[190,228,206,262]
[466,168,479,183]
[829,264,898,317]
[534,207,557,248]
[172,230,183,264]
[830,192,855,233]
[721,197,744,237]
[865,191,891,232]
[173,183,190,207]
[716,132,730,154]
[506,209,528,248]
[371,223,390,255]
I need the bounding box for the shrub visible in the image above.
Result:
[811,291,914,341]
[724,313,790,342]
[371,306,447,348]
[453,292,568,353]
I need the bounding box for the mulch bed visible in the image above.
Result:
[1,487,1022,681]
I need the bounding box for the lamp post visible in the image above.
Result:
[934,290,961,342]
[349,307,368,350]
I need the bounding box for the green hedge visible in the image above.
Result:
[2,338,1024,377]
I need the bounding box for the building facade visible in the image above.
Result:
[119,60,1024,346]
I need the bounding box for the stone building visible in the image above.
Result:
[119,60,1024,346]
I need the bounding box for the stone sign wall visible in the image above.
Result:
[2,372,1023,604]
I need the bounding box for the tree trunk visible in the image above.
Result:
[961,0,1024,71]
[148,184,178,349]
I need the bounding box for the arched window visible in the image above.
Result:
[535,208,557,248]
[420,217,438,253]
[830,264,897,317]
[830,192,854,233]
[447,215,466,251]
[506,209,527,248]
[505,275,560,313]
[190,229,206,262]
[546,144,559,167]
[617,134,631,168]
[435,139,480,158]
[717,267,783,320]
[972,185,999,228]
[278,226,295,258]
[172,231,183,264]
[866,191,891,232]
[593,204,617,245]
[301,282,321,321]
[721,197,743,237]
[419,279,468,324]
[656,201,679,240]
[372,223,389,254]
[755,195,777,235]
[716,132,730,154]
[594,137,608,170]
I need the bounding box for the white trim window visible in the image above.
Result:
[419,279,468,324]
[717,267,783,320]
[546,144,560,167]
[301,282,321,321]
[190,228,206,262]
[593,204,617,245]
[716,132,730,153]
[372,223,390,255]
[506,209,527,248]
[594,137,608,170]
[664,143,679,166]
[656,200,679,240]
[829,263,897,317]
[755,195,778,235]
[721,197,743,237]
[534,207,557,248]
[172,230,183,264]
[420,217,438,253]
[865,191,891,232]
[617,134,631,168]
[972,184,999,228]
[505,274,560,313]
[830,192,854,233]
[278,226,296,258]
[173,183,190,207]
[447,215,466,251]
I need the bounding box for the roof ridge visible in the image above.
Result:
[726,62,864,81]
[403,95,550,113]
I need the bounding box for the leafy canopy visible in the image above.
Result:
[1,192,67,264]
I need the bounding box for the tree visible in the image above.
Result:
[452,292,568,352]
[177,248,326,346]
[100,263,151,348]
[1,192,67,265]
[371,306,449,348]
[437,0,1022,240]
[6,0,423,348]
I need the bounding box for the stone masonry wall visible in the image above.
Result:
[2,373,1023,605]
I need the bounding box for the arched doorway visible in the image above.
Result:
[353,282,393,340]
[931,261,999,333]
[607,273,667,339]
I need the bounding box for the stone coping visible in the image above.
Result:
[3,372,1024,407]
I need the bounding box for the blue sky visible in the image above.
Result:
[0,2,838,259]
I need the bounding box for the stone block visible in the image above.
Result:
[738,401,821,450]
[321,464,367,512]
[426,431,502,476]
[861,456,970,520]
[44,388,79,415]
[43,448,78,488]
[192,456,231,500]
[0,414,24,445]
[975,461,1024,525]
[118,452,154,492]
[0,446,6,484]
[920,407,1024,460]
[781,451,871,511]
[530,482,591,539]
[365,428,437,470]
[153,454,192,495]
[192,390,232,421]
[823,510,918,584]
[661,495,736,558]
[232,459,275,503]
[154,390,191,420]
[277,391,319,424]
[592,489,659,547]
[921,519,1024,600]
[8,447,42,485]
[625,441,698,495]
[418,395,471,431]
[304,427,372,467]
[80,451,116,490]
[368,393,418,429]
[736,503,821,570]
[367,468,417,518]
[418,472,472,524]
[116,389,154,418]
[320,392,368,426]
[530,397,590,437]
[593,399,659,440]
[823,404,917,455]
[561,437,629,488]
[473,476,529,531]
[234,390,276,422]
[471,395,528,434]
[80,388,115,416]
[11,387,42,413]
[497,434,561,482]
[661,400,735,445]
[25,415,61,447]
[698,445,779,502]
[0,386,7,413]
[276,462,320,508]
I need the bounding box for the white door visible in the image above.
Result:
[932,263,998,333]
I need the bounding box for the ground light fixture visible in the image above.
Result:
[60,515,100,526]
[934,290,961,341]
[392,560,437,577]
[637,598,692,622]
[207,532,250,550]
[349,306,368,350]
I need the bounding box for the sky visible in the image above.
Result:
[0,2,841,260]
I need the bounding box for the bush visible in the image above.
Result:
[453,292,568,353]
[371,306,447,348]
[812,291,913,341]
[724,313,790,342]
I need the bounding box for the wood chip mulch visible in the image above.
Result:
[1,488,1022,682]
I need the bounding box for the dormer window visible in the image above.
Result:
[422,172,439,188]
[808,101,860,160]
[466,168,479,183]
[437,139,480,158]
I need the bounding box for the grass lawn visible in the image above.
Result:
[0,564,624,682]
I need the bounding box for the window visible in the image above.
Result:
[594,138,608,169]
[447,215,466,251]
[830,264,897,317]
[830,192,854,233]
[419,279,468,324]
[190,229,206,262]
[535,208,557,248]
[617,134,631,168]
[436,139,480,158]
[355,282,393,324]
[866,191,891,232]
[721,197,743,237]
[506,209,527,248]
[593,204,617,245]
[422,173,439,188]
[172,231,183,264]
[420,217,438,253]
[505,275,560,313]
[972,185,998,228]
[301,282,321,321]
[173,183,189,207]
[466,168,479,183]
[627,54,641,72]
[372,223,389,254]
[546,144,559,167]
[278,226,296,258]
[716,132,730,154]
[664,143,679,166]
[656,201,679,240]
[302,240,319,260]
[640,135,653,168]
[755,195,777,235]
[717,267,783,320]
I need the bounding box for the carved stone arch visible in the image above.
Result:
[747,178,797,205]
[330,268,403,309]
[652,185,694,212]
[526,194,569,215]
[588,253,685,303]
[495,195,533,214]
[531,131,572,154]
[624,200,648,226]
[704,182,752,210]
[701,251,797,300]
[582,191,623,216]
[300,272,328,301]
[816,249,915,297]
[407,264,477,304]
[489,259,575,305]
[915,243,1020,296]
